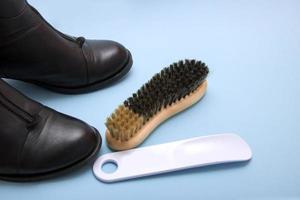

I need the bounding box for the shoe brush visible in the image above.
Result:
[105,60,209,151]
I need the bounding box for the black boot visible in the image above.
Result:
[0,0,132,94]
[0,79,101,181]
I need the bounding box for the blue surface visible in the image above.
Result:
[1,0,300,199]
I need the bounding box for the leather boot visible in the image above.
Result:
[0,0,133,94]
[0,79,101,181]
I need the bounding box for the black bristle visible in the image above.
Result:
[123,60,209,121]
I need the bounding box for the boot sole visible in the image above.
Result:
[0,127,102,182]
[24,50,133,94]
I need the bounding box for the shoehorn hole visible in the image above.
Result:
[101,159,118,174]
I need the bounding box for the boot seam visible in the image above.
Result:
[17,108,51,174]
[81,42,90,85]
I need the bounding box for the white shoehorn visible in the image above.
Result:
[93,133,252,183]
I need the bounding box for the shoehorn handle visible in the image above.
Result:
[93,133,252,183]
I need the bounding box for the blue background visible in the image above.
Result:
[1,0,300,199]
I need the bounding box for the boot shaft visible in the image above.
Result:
[0,3,40,46]
[0,4,87,86]
[0,0,26,18]
[0,0,132,93]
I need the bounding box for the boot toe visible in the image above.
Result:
[20,110,101,175]
[83,40,131,84]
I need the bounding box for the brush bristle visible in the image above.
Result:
[106,59,209,141]
[106,105,145,141]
